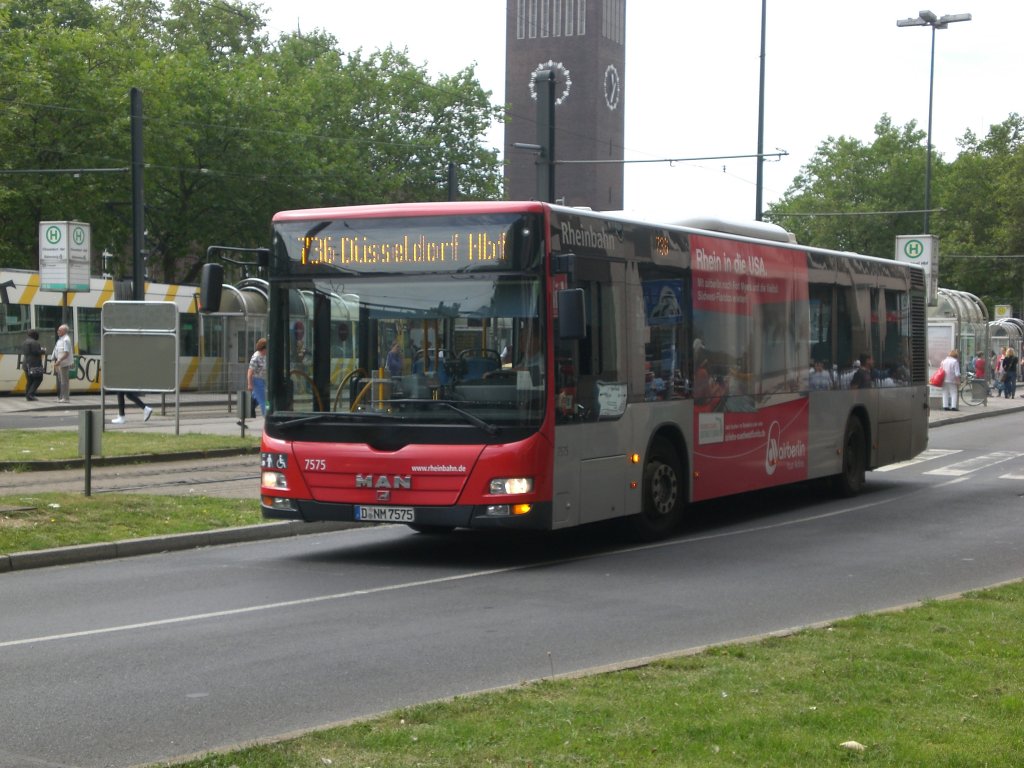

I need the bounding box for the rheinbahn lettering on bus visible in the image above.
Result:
[258,201,928,539]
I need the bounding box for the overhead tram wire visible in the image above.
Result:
[554,150,789,167]
[767,208,944,218]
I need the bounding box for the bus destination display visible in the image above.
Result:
[294,228,509,271]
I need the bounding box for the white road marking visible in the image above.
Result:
[923,451,1019,476]
[873,448,961,472]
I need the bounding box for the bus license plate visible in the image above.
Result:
[355,505,415,523]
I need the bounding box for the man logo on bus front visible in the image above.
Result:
[356,474,412,490]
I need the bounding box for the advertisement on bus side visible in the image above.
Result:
[689,235,810,501]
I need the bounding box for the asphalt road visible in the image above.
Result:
[2,415,1024,768]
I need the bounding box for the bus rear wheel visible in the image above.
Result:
[631,438,685,540]
[833,417,867,497]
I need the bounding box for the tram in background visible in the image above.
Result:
[0,267,266,396]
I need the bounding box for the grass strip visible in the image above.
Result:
[0,493,262,553]
[173,581,1024,767]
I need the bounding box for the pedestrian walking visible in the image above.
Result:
[21,329,45,401]
[247,337,268,416]
[111,393,153,424]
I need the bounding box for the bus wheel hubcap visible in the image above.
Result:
[650,463,677,517]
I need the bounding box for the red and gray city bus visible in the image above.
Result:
[259,201,928,539]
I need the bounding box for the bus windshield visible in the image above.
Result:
[267,213,547,433]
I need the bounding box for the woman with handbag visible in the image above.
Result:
[21,329,45,402]
[939,349,961,411]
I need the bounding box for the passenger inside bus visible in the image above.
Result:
[516,327,544,378]
[385,340,403,377]
[486,322,543,384]
[693,356,725,408]
[849,354,875,389]
[808,359,833,390]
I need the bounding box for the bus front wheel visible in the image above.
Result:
[834,417,867,497]
[632,438,685,540]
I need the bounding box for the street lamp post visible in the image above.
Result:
[897,10,971,234]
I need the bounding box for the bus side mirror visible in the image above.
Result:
[199,263,223,313]
[557,288,586,340]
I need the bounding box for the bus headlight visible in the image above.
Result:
[489,477,533,495]
[262,471,289,490]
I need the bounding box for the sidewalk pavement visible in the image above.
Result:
[5,387,1023,428]
[0,390,256,436]
[926,387,1024,426]
[3,386,1023,573]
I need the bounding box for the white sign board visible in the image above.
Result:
[995,304,1013,320]
[39,220,91,292]
[895,234,937,306]
[101,301,179,392]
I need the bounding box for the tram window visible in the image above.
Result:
[203,316,225,357]
[180,313,199,356]
[35,306,68,349]
[77,308,101,355]
[0,304,31,353]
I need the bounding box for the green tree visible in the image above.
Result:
[764,112,1024,316]
[765,115,931,258]
[0,0,503,283]
[936,114,1024,309]
[0,0,135,269]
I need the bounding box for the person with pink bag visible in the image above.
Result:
[938,349,961,411]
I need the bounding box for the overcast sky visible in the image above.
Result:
[260,1,1019,222]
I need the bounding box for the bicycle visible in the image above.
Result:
[959,372,993,406]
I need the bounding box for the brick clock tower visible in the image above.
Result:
[504,0,626,210]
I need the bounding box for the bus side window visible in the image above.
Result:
[835,286,856,376]
[554,314,586,422]
[809,284,833,373]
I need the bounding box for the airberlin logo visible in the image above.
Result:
[764,420,806,475]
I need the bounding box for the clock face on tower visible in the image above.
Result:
[528,60,572,105]
[603,64,621,111]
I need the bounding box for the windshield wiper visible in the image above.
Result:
[401,399,499,435]
[273,413,339,429]
[274,409,408,429]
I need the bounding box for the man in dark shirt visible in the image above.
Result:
[850,354,874,389]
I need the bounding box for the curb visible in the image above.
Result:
[928,402,1023,427]
[0,521,356,573]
